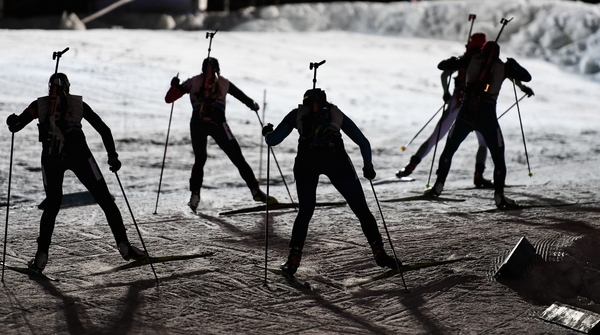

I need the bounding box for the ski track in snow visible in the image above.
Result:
[0,24,599,334]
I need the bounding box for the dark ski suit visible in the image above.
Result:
[6,94,129,255]
[433,53,532,196]
[265,102,382,254]
[165,73,260,194]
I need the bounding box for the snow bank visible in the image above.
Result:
[3,1,600,78]
[233,1,600,79]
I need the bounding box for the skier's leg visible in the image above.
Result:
[473,131,493,188]
[328,154,399,268]
[190,121,208,194]
[398,103,459,177]
[32,156,66,270]
[281,154,319,275]
[71,152,128,245]
[212,122,262,193]
[415,102,460,159]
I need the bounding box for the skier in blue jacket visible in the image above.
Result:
[263,88,399,276]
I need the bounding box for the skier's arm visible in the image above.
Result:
[504,58,532,82]
[504,58,534,97]
[6,101,37,133]
[83,102,118,159]
[228,82,259,111]
[340,114,373,170]
[165,77,190,103]
[264,109,296,146]
[438,56,469,73]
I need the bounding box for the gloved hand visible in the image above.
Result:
[520,85,535,97]
[363,166,376,180]
[262,123,274,137]
[170,76,180,87]
[6,114,21,133]
[108,156,121,172]
[251,101,260,112]
[443,92,452,103]
[505,58,516,66]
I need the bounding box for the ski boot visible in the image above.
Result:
[370,239,401,270]
[396,155,421,178]
[27,251,48,273]
[281,246,302,276]
[474,163,494,189]
[118,241,147,261]
[251,188,278,205]
[188,191,200,213]
[494,193,518,209]
[423,181,444,198]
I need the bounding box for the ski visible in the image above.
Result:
[91,252,215,275]
[372,176,415,185]
[470,201,587,214]
[381,195,465,203]
[1,262,59,281]
[219,201,346,216]
[264,267,312,290]
[346,258,470,288]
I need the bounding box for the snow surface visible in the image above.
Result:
[1,1,600,334]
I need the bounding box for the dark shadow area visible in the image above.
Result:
[36,278,156,335]
[498,234,600,314]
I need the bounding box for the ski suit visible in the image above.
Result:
[165,74,260,193]
[7,95,129,255]
[412,52,488,164]
[433,54,532,195]
[265,103,382,251]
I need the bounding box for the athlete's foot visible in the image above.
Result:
[474,173,494,189]
[423,182,443,198]
[494,193,518,209]
[251,188,278,205]
[188,191,200,213]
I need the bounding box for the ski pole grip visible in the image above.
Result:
[205,29,218,39]
[309,60,326,70]
[53,47,69,60]
[469,14,476,21]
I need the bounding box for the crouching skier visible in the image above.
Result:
[165,57,276,213]
[262,88,400,276]
[6,73,146,273]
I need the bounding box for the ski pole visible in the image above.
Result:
[512,80,533,177]
[258,89,266,184]
[114,171,159,285]
[369,180,408,292]
[253,111,296,207]
[263,146,271,286]
[497,93,526,120]
[153,73,179,214]
[426,102,447,188]
[1,133,15,283]
[401,104,444,151]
